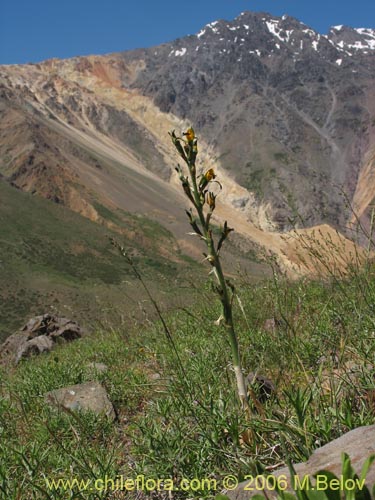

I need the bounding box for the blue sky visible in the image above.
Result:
[1,0,374,65]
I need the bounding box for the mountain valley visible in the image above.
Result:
[0,10,374,335]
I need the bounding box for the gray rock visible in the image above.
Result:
[49,324,82,342]
[225,425,375,499]
[87,362,108,374]
[0,333,28,361]
[0,314,84,363]
[15,335,54,363]
[262,318,277,333]
[246,372,275,402]
[45,381,115,420]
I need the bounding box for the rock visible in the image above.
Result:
[49,323,82,342]
[87,362,108,374]
[246,372,275,403]
[45,381,115,421]
[262,318,277,333]
[225,425,375,499]
[0,314,84,363]
[15,335,54,363]
[0,333,28,361]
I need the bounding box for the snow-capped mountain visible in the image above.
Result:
[1,10,375,237]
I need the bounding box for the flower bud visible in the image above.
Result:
[184,127,195,142]
[204,168,216,181]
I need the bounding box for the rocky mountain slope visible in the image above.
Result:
[0,10,374,283]
[122,12,375,234]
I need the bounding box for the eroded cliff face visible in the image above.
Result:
[351,144,375,233]
[0,10,374,274]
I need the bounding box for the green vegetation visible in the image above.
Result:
[1,128,374,499]
[218,454,375,500]
[274,152,290,165]
[93,201,174,242]
[1,258,375,498]
[0,180,196,340]
[242,164,277,198]
[243,165,265,196]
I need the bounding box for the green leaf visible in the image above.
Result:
[354,485,372,500]
[342,452,355,481]
[277,493,298,500]
[359,454,375,483]
[304,490,328,500]
[313,470,341,500]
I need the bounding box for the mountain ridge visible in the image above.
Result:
[0,10,374,274]
[111,11,374,235]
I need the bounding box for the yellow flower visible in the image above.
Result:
[204,168,216,181]
[184,127,195,142]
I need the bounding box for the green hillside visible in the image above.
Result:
[0,178,197,340]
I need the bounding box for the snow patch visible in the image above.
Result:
[174,48,187,56]
[350,40,373,49]
[346,33,375,50]
[197,20,220,38]
[265,19,292,43]
[303,28,316,37]
[327,26,375,52]
[335,58,342,65]
[285,30,293,42]
[266,20,284,42]
[355,27,375,37]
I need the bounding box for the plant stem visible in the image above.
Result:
[187,154,250,412]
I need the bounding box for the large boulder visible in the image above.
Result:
[0,314,84,363]
[15,335,54,364]
[225,425,375,499]
[45,381,116,421]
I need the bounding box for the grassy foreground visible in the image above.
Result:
[1,261,375,499]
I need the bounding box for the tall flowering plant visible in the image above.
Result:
[169,127,250,411]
